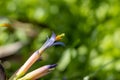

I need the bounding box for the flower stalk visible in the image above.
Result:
[10,32,64,80]
[17,64,57,80]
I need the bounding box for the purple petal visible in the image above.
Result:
[42,33,56,49]
[47,32,56,47]
[52,42,65,46]
[50,32,56,41]
[48,64,57,69]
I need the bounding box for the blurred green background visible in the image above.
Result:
[0,0,120,80]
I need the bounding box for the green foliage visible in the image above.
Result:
[0,0,120,80]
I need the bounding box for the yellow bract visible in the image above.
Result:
[56,33,65,41]
[0,23,10,27]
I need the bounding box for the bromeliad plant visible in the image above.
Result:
[9,32,65,80]
[0,23,65,80]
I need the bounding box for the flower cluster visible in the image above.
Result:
[9,32,65,80]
